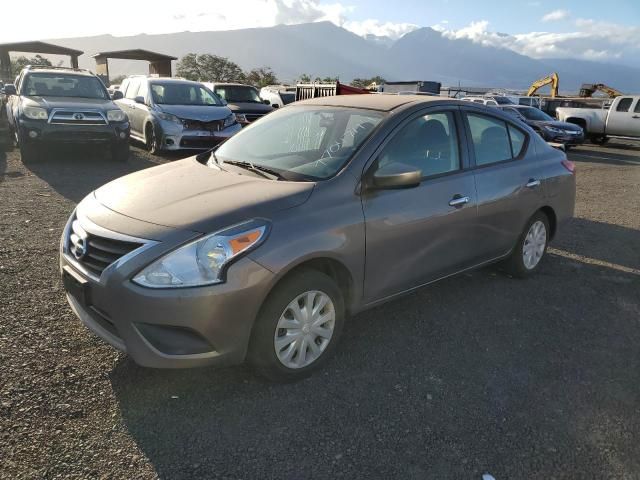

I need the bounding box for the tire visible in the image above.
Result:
[145,123,160,154]
[248,269,345,382]
[590,134,609,145]
[19,141,39,163]
[111,143,129,162]
[503,211,550,278]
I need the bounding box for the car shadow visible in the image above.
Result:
[553,218,640,271]
[109,243,639,478]
[570,146,640,166]
[21,146,188,203]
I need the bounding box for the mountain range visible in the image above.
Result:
[44,21,640,93]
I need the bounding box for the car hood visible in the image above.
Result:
[226,102,273,114]
[24,96,116,110]
[529,120,583,131]
[94,156,314,234]
[156,104,232,121]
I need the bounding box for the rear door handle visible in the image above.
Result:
[526,179,541,188]
[449,195,470,207]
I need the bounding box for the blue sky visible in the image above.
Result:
[343,0,640,34]
[2,0,639,65]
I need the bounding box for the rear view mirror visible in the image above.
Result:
[3,84,16,96]
[111,90,123,100]
[370,162,422,189]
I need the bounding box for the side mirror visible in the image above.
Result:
[272,104,280,109]
[220,99,228,106]
[370,162,422,189]
[263,99,271,105]
[111,90,124,100]
[134,95,145,104]
[3,84,16,96]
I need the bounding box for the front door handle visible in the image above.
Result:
[449,195,470,207]
[526,179,541,188]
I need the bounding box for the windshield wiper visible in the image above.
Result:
[222,160,283,180]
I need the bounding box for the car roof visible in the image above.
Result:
[145,77,203,86]
[210,83,255,87]
[26,68,95,77]
[296,94,460,112]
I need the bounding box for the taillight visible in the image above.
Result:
[561,159,575,174]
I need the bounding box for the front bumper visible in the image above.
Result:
[59,210,275,368]
[158,121,241,151]
[19,118,129,145]
[545,130,585,146]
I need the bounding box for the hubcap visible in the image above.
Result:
[274,290,335,369]
[522,220,547,270]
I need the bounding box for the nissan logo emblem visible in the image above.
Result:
[73,113,85,120]
[72,236,88,260]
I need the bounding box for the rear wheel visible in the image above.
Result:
[503,212,550,278]
[145,123,160,154]
[590,134,609,145]
[248,269,345,382]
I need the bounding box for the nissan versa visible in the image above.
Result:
[60,95,576,381]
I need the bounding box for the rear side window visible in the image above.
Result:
[378,111,460,178]
[616,98,633,112]
[634,100,640,113]
[466,113,526,165]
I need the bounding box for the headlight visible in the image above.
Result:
[544,126,564,134]
[223,113,237,128]
[158,112,181,124]
[107,109,127,122]
[132,220,269,288]
[23,106,48,120]
[235,113,248,124]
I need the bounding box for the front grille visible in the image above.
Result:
[245,113,264,122]
[68,219,142,277]
[179,136,223,148]
[50,110,107,125]
[47,131,112,142]
[181,119,224,132]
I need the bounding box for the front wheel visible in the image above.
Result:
[145,123,160,154]
[503,212,550,278]
[248,270,345,382]
[590,134,609,145]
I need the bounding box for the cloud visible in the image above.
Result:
[542,9,570,22]
[438,18,640,63]
[342,19,418,39]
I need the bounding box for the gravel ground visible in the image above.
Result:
[1,140,639,480]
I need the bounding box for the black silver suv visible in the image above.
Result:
[4,66,130,162]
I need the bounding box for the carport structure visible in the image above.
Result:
[92,49,177,85]
[0,41,83,82]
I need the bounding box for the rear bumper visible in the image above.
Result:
[19,118,129,145]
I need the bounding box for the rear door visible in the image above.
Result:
[606,97,640,137]
[462,108,545,260]
[362,107,481,303]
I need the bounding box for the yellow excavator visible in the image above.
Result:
[578,83,623,98]
[527,72,559,97]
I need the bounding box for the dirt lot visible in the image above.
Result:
[1,140,639,479]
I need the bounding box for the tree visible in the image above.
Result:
[298,73,312,83]
[109,75,127,85]
[176,53,245,82]
[10,55,52,76]
[315,76,338,83]
[245,67,278,88]
[351,76,386,89]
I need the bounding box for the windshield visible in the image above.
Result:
[24,73,108,99]
[518,107,554,121]
[280,92,296,105]
[215,86,262,103]
[214,106,384,180]
[492,96,515,105]
[150,83,222,106]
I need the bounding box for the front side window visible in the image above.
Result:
[377,111,460,178]
[215,106,384,180]
[634,100,640,114]
[124,79,139,100]
[150,83,222,106]
[466,113,513,165]
[616,98,633,112]
[24,73,108,99]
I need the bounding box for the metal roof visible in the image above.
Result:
[0,41,83,56]
[91,49,177,61]
[297,94,459,111]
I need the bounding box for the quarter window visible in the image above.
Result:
[466,113,525,165]
[378,111,460,178]
[616,98,633,112]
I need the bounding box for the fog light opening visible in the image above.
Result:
[119,131,127,139]
[165,138,174,146]
[28,130,38,139]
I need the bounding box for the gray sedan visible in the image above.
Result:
[60,95,575,381]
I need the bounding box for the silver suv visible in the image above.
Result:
[115,77,241,153]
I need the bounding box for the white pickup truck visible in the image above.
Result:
[556,95,640,145]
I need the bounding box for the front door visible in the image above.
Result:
[362,108,480,304]
[606,97,640,137]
